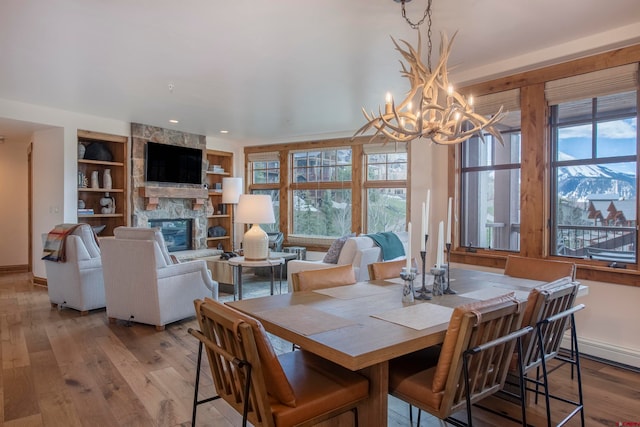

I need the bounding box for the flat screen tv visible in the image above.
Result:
[145,142,203,185]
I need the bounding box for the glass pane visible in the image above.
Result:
[597,91,637,116]
[366,188,407,233]
[292,149,352,183]
[553,162,636,261]
[251,161,280,185]
[557,124,592,161]
[366,152,407,181]
[252,189,280,232]
[596,118,637,157]
[461,169,521,250]
[292,189,352,237]
[368,163,386,180]
[462,133,519,168]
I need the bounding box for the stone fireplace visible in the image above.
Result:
[149,218,193,252]
[131,123,208,250]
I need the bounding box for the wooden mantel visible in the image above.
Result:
[139,186,208,210]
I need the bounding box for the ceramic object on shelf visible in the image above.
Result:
[78,143,86,159]
[103,168,112,190]
[91,170,99,189]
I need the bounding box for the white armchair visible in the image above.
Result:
[287,231,408,292]
[43,223,105,314]
[101,227,218,330]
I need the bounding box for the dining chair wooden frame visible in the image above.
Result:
[189,297,369,427]
[368,258,417,280]
[291,263,356,292]
[389,295,530,427]
[504,255,576,282]
[498,278,585,427]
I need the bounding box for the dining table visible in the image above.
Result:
[226,268,586,427]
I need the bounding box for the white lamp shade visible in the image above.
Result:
[222,177,243,204]
[235,194,275,224]
[235,194,275,260]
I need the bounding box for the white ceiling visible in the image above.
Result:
[1,0,639,145]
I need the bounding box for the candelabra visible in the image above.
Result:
[430,266,446,296]
[415,234,432,300]
[400,267,417,303]
[444,242,456,294]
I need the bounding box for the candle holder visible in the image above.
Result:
[416,235,432,300]
[444,242,456,294]
[430,266,446,296]
[400,267,417,303]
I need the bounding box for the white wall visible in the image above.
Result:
[0,139,29,266]
[0,98,130,278]
[31,128,65,278]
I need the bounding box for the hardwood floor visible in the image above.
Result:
[1,271,638,426]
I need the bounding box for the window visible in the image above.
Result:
[460,89,522,251]
[550,90,637,263]
[291,148,352,238]
[364,142,408,233]
[247,152,280,232]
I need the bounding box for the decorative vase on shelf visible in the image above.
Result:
[100,193,115,214]
[91,170,100,189]
[103,169,112,190]
[78,143,86,159]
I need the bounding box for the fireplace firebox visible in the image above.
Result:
[149,219,193,252]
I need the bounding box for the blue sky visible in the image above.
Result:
[558,117,637,175]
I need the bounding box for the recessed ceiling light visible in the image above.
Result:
[169,119,179,124]
[219,130,229,134]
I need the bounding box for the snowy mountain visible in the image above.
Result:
[556,152,636,201]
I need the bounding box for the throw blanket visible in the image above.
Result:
[42,224,83,262]
[365,232,405,261]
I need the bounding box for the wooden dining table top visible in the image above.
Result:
[226,268,560,371]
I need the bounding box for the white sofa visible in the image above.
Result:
[100,227,218,330]
[43,223,105,314]
[286,231,408,292]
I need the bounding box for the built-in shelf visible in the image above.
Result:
[206,171,230,176]
[207,214,230,219]
[78,213,124,218]
[78,188,124,193]
[79,159,124,167]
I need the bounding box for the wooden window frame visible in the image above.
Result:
[450,44,640,287]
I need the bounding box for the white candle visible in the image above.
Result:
[436,221,444,267]
[406,222,412,271]
[420,202,426,251]
[425,190,430,235]
[446,197,453,244]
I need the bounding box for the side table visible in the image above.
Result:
[228,256,285,300]
[283,246,307,260]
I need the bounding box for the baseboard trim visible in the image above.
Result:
[33,276,47,287]
[564,335,640,369]
[0,264,29,274]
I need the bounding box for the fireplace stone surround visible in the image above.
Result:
[131,123,209,250]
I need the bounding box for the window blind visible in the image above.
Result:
[247,152,280,162]
[473,89,521,116]
[545,63,639,105]
[362,141,408,154]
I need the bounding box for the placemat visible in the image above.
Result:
[459,287,529,301]
[256,305,357,336]
[387,275,439,286]
[313,282,393,299]
[371,303,453,331]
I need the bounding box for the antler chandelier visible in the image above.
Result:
[354,0,505,145]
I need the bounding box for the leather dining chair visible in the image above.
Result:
[501,276,585,427]
[368,258,417,280]
[189,297,369,427]
[388,293,532,427]
[504,255,576,281]
[291,263,356,292]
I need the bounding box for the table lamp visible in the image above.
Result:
[222,177,243,250]
[235,194,275,260]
